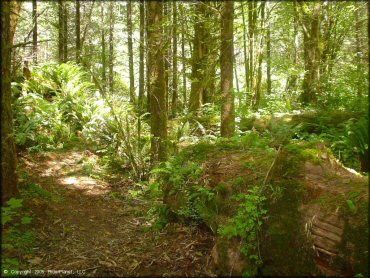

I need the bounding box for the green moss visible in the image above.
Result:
[261,179,317,276]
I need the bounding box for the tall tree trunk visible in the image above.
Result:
[181,5,187,109]
[139,1,145,111]
[127,0,135,102]
[301,3,321,105]
[254,2,265,110]
[266,1,272,95]
[145,1,151,113]
[63,2,68,62]
[75,0,80,63]
[164,3,171,114]
[355,5,363,97]
[248,1,255,105]
[292,0,299,93]
[108,2,114,94]
[58,0,64,63]
[138,1,145,149]
[189,0,206,113]
[1,1,22,203]
[242,2,249,94]
[101,2,106,86]
[220,1,235,137]
[148,1,167,162]
[171,1,178,117]
[32,0,37,63]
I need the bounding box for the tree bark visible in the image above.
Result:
[32,0,37,63]
[127,0,135,102]
[148,1,168,162]
[145,1,151,114]
[254,2,265,110]
[292,0,299,93]
[242,2,249,94]
[248,1,256,106]
[108,2,114,94]
[189,0,206,113]
[75,0,80,63]
[139,1,145,112]
[1,1,21,203]
[63,2,68,62]
[355,5,363,97]
[301,3,321,105]
[266,1,272,95]
[181,4,187,110]
[220,1,235,137]
[171,1,178,117]
[58,0,64,63]
[101,2,106,86]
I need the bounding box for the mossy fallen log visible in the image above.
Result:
[154,138,368,276]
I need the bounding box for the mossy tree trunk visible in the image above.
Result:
[220,1,235,137]
[148,1,168,162]
[189,0,206,114]
[1,1,22,203]
[127,0,135,102]
[75,0,80,64]
[301,3,321,105]
[139,1,145,113]
[32,0,37,63]
[171,1,178,117]
[101,2,106,86]
[108,2,114,94]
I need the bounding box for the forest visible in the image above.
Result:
[1,0,369,277]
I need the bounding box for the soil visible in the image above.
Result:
[17,148,216,277]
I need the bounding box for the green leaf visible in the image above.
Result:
[2,214,12,225]
[346,199,356,213]
[21,216,33,225]
[6,198,23,209]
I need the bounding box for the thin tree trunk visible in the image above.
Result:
[248,1,255,105]
[189,0,206,113]
[220,1,235,137]
[355,5,362,97]
[139,1,145,111]
[164,3,170,114]
[266,1,272,95]
[75,0,80,63]
[63,2,68,62]
[108,2,114,94]
[58,0,64,63]
[148,1,168,162]
[101,2,106,86]
[145,0,150,113]
[181,5,187,110]
[127,0,135,102]
[138,1,145,150]
[301,3,321,105]
[292,0,299,93]
[242,2,249,94]
[171,1,178,117]
[1,1,22,203]
[254,2,265,110]
[32,0,37,63]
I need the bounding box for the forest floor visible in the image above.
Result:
[17,147,216,277]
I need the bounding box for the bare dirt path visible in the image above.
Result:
[18,149,215,277]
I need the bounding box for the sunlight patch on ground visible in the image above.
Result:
[59,176,109,195]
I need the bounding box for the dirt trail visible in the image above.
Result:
[19,149,215,277]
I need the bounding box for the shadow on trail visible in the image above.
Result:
[19,149,215,277]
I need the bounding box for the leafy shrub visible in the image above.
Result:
[219,186,267,267]
[13,62,95,151]
[2,198,34,274]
